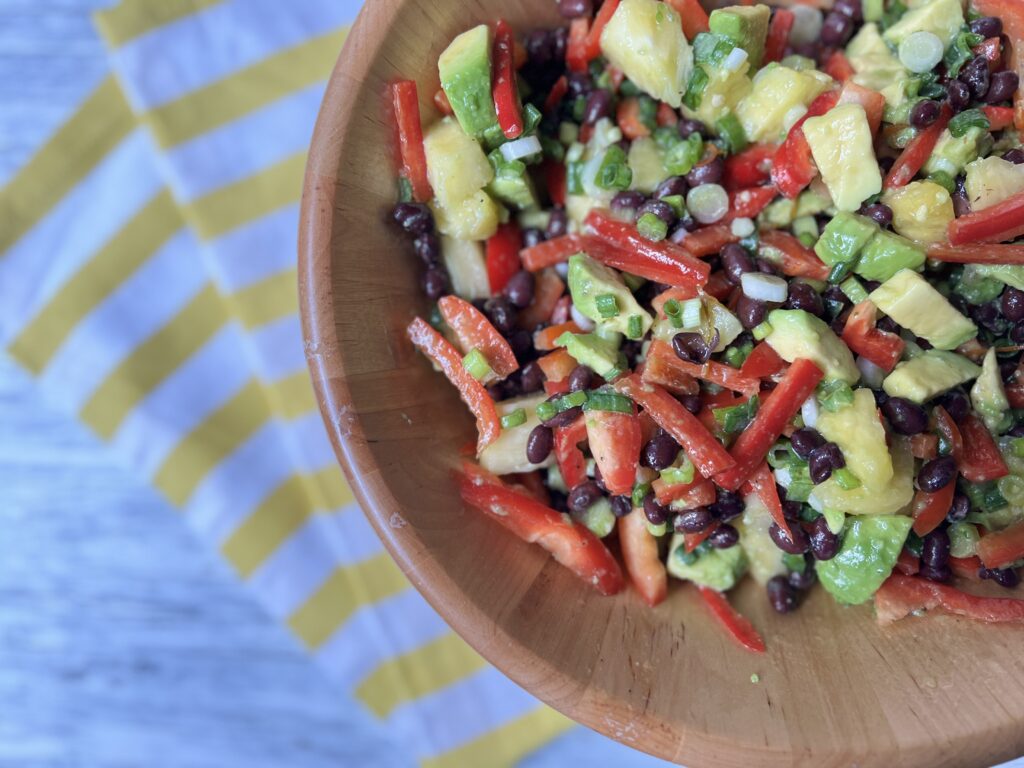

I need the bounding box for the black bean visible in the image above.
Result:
[709,523,740,549]
[917,456,957,492]
[960,55,991,100]
[519,360,544,393]
[565,366,593,395]
[1003,288,1024,323]
[859,202,893,228]
[1012,322,1024,344]
[677,118,706,139]
[919,563,951,583]
[672,331,712,364]
[987,70,1020,104]
[611,190,646,212]
[546,208,568,239]
[504,270,535,309]
[947,79,971,112]
[767,575,799,613]
[679,394,703,414]
[789,427,824,460]
[789,565,817,591]
[583,89,612,124]
[611,495,633,517]
[485,296,517,335]
[808,452,834,484]
[769,522,811,555]
[809,517,841,561]
[523,228,546,248]
[782,500,803,521]
[883,397,929,435]
[566,71,593,97]
[541,404,583,428]
[685,157,724,187]
[654,175,689,200]
[820,11,854,46]
[737,294,768,329]
[971,301,1004,333]
[393,202,433,235]
[1009,423,1024,437]
[947,493,971,523]
[524,29,554,64]
[674,507,714,533]
[952,189,972,217]
[921,528,951,570]
[414,232,441,265]
[969,15,1002,38]
[643,433,680,470]
[643,492,669,525]
[721,243,754,285]
[568,480,603,513]
[909,99,941,128]
[593,463,607,492]
[637,198,677,227]
[526,425,554,464]
[938,390,969,424]
[551,26,568,62]
[1004,148,1024,165]
[507,329,534,363]
[422,267,449,300]
[993,568,1021,588]
[557,0,592,18]
[1001,358,1019,381]
[785,282,824,316]
[833,0,862,20]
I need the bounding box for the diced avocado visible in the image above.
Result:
[627,137,671,193]
[803,104,882,212]
[480,394,556,474]
[556,330,623,379]
[667,534,747,591]
[817,515,913,605]
[810,437,915,515]
[440,235,491,300]
[760,197,797,228]
[736,64,831,144]
[600,0,693,108]
[883,350,981,403]
[766,309,860,384]
[708,5,770,70]
[971,348,1010,435]
[568,253,654,338]
[882,181,954,245]
[847,23,911,107]
[948,522,980,558]
[869,269,978,350]
[817,389,893,492]
[424,117,494,210]
[736,492,787,585]
[969,264,1024,292]
[855,229,926,282]
[815,211,879,266]
[965,156,1024,212]
[573,497,617,538]
[487,150,539,211]
[796,189,833,218]
[922,126,985,178]
[883,0,964,50]
[438,25,499,139]
[432,190,501,241]
[955,264,1006,304]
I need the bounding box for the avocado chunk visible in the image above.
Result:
[882,181,954,245]
[736,64,831,143]
[968,264,1024,292]
[803,104,882,212]
[971,348,1010,434]
[424,117,494,210]
[765,309,860,384]
[480,394,556,475]
[556,330,623,379]
[923,126,985,178]
[438,25,499,139]
[817,389,893,492]
[600,0,693,108]
[667,534,747,591]
[736,492,787,585]
[810,437,915,515]
[627,137,671,193]
[487,150,539,211]
[817,515,913,605]
[965,156,1024,212]
[708,4,770,70]
[815,211,879,267]
[855,229,926,282]
[883,0,964,50]
[869,269,978,350]
[847,23,911,106]
[883,350,981,403]
[568,253,654,338]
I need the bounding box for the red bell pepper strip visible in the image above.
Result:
[895,549,920,576]
[875,573,1024,625]
[947,188,1024,246]
[606,66,626,92]
[657,102,679,127]
[665,0,710,39]
[885,103,952,189]
[743,462,791,538]
[983,105,1015,131]
[704,271,734,302]
[438,296,520,380]
[616,97,651,140]
[973,0,1024,132]
[678,223,740,257]
[822,50,855,82]
[771,130,816,200]
[544,159,567,208]
[978,520,1024,570]
[583,0,621,62]
[697,586,766,653]
[758,230,830,280]
[520,234,584,272]
[566,17,590,73]
[841,300,905,372]
[492,19,524,140]
[537,348,577,386]
[726,186,777,221]
[640,350,700,396]
[533,321,582,351]
[586,408,642,496]
[950,555,983,581]
[554,415,589,490]
[763,8,794,64]
[975,37,1003,70]
[1006,360,1024,409]
[653,477,717,507]
[724,144,775,190]
[544,75,569,114]
[408,318,500,452]
[390,80,433,203]
[614,374,737,478]
[457,463,624,595]
[715,358,824,490]
[485,222,523,294]
[927,241,1024,264]
[646,340,760,397]
[684,524,718,553]
[909,433,939,460]
[958,414,1009,482]
[517,268,565,329]
[433,88,453,116]
[584,212,711,287]
[619,508,668,606]
[740,342,787,379]
[911,481,957,537]
[933,406,963,462]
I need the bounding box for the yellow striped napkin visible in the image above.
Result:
[0,0,573,763]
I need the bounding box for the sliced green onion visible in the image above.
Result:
[680,298,705,329]
[536,401,558,423]
[828,260,855,284]
[674,546,698,566]
[928,170,956,194]
[665,132,704,175]
[898,30,944,74]
[1010,437,1024,458]
[462,348,492,381]
[627,314,644,340]
[397,176,413,203]
[646,520,668,537]
[752,321,773,341]
[663,298,684,328]
[500,408,527,430]
[714,396,759,434]
[660,454,695,486]
[715,112,749,155]
[682,66,710,111]
[559,390,588,410]
[782,552,807,573]
[595,293,620,318]
[584,391,633,413]
[833,468,861,490]
[818,379,855,412]
[632,482,652,508]
[558,121,579,145]
[949,108,990,138]
[596,146,633,191]
[637,212,669,242]
[686,183,729,224]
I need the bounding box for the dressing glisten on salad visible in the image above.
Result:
[389,0,1024,652]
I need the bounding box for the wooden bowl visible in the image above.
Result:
[298,2,1024,765]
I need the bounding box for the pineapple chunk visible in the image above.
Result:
[423,117,493,210]
[846,23,911,107]
[440,235,490,299]
[802,104,882,212]
[809,437,915,516]
[817,389,893,493]
[735,64,831,143]
[683,65,753,127]
[883,0,964,49]
[600,0,693,108]
[480,394,556,474]
[627,137,670,193]
[965,156,1024,212]
[882,180,954,244]
[736,492,787,585]
[433,191,501,241]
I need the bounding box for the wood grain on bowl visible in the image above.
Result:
[298,1,1024,765]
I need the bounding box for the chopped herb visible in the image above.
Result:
[596,146,633,191]
[714,396,759,434]
[637,212,669,241]
[627,314,644,340]
[949,108,990,138]
[715,113,749,155]
[665,133,704,175]
[397,176,413,203]
[682,66,710,111]
[944,28,985,79]
[660,454,696,486]
[584,390,633,413]
[501,408,528,429]
[818,379,855,412]
[632,482,652,508]
[462,348,493,381]
[595,293,620,318]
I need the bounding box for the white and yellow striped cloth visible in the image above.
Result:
[0,0,574,763]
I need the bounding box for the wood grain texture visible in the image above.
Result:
[298,2,1024,766]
